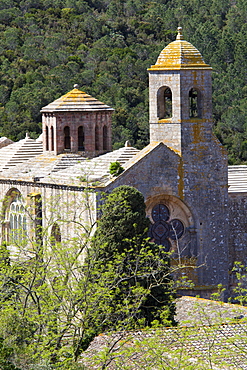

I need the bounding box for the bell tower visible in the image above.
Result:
[148,27,213,152]
[148,28,229,296]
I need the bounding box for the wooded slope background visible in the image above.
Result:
[0,0,246,164]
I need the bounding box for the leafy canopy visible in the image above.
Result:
[90,185,176,330]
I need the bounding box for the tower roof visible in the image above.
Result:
[41,86,114,113]
[148,27,211,71]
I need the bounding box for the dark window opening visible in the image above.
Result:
[103,126,107,151]
[51,126,54,151]
[64,126,71,150]
[95,126,99,151]
[189,88,199,118]
[46,126,49,151]
[78,126,84,151]
[35,195,42,247]
[51,223,61,246]
[157,87,172,119]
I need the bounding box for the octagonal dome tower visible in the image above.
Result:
[41,85,114,156]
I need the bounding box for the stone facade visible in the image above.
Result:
[229,194,247,267]
[0,28,246,299]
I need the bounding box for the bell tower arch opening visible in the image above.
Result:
[157,86,172,119]
[189,88,201,118]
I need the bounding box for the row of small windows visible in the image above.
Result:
[157,87,200,119]
[45,125,109,152]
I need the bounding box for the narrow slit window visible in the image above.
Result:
[46,126,49,151]
[103,126,108,151]
[64,126,71,150]
[95,126,99,151]
[51,126,54,151]
[78,126,84,151]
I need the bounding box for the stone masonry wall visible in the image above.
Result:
[0,180,96,257]
[42,111,112,156]
[228,193,247,267]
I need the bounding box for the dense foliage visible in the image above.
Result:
[0,186,175,369]
[92,185,176,329]
[0,0,246,162]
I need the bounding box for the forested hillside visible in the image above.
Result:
[0,0,246,163]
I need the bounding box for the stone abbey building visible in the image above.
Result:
[0,28,246,298]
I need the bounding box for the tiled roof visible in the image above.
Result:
[0,153,87,181]
[40,87,114,112]
[81,297,247,369]
[148,27,211,71]
[45,145,140,185]
[0,134,42,173]
[228,165,247,193]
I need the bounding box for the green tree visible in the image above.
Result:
[93,185,149,254]
[90,186,176,332]
[0,186,175,368]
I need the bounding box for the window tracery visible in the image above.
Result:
[8,194,27,244]
[149,204,185,251]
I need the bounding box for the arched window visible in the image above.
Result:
[149,203,184,252]
[95,126,100,151]
[4,190,27,244]
[103,126,108,151]
[51,126,54,151]
[51,223,61,246]
[46,126,49,151]
[78,126,84,151]
[34,194,42,246]
[157,87,172,119]
[64,126,71,150]
[189,88,200,118]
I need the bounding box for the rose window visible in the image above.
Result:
[149,204,184,251]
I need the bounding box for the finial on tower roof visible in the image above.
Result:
[176,27,184,40]
[74,84,79,89]
[25,132,30,139]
